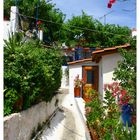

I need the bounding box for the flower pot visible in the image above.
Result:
[121,104,133,127]
[87,124,99,140]
[74,87,81,97]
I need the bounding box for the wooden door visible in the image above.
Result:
[82,66,99,98]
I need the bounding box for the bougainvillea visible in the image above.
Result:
[104,82,131,105]
[107,0,116,8]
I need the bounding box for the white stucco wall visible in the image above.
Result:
[69,64,82,95]
[3,21,11,42]
[102,53,122,98]
[10,6,19,34]
[4,94,62,140]
[3,6,19,44]
[69,61,99,96]
[69,53,122,99]
[132,30,137,37]
[61,66,69,88]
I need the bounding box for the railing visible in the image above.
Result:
[62,47,97,65]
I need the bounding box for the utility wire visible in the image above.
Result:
[99,10,114,25]
[11,10,132,39]
[99,10,114,20]
[122,8,136,12]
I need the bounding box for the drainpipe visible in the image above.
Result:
[35,4,39,34]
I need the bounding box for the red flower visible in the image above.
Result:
[119,92,131,105]
[104,82,132,105]
[107,0,116,8]
[110,0,116,3]
[120,90,127,96]
[108,2,112,8]
[37,20,42,25]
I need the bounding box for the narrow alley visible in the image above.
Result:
[32,89,91,140]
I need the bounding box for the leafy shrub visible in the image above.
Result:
[86,87,136,140]
[113,39,136,105]
[4,33,62,116]
[85,90,105,139]
[4,89,19,116]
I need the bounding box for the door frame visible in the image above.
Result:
[82,65,99,96]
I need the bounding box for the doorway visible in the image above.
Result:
[82,66,99,98]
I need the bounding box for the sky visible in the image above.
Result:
[50,0,136,29]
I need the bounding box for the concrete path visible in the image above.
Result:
[33,89,91,140]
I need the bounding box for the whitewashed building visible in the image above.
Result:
[68,43,131,99]
[131,28,137,38]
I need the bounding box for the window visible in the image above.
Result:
[87,70,94,84]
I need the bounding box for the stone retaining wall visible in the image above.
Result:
[4,94,61,140]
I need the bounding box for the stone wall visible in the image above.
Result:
[4,94,62,140]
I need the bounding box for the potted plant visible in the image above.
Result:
[74,75,84,97]
[83,87,97,102]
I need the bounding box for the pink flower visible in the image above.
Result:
[104,84,108,91]
[104,82,131,105]
[119,90,131,105]
[110,0,116,4]
[108,84,112,90]
[107,0,116,8]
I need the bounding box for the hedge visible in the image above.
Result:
[4,34,62,116]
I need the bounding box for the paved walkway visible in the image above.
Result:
[33,88,91,140]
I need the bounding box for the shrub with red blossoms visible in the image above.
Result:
[104,82,120,97]
[104,82,131,105]
[119,89,131,105]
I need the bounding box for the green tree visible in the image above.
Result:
[113,38,136,104]
[63,11,131,48]
[4,0,65,44]
[64,11,101,47]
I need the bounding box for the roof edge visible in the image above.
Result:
[68,58,92,65]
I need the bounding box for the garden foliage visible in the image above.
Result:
[86,87,136,140]
[4,33,62,116]
[113,38,136,105]
[63,11,131,48]
[86,39,136,139]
